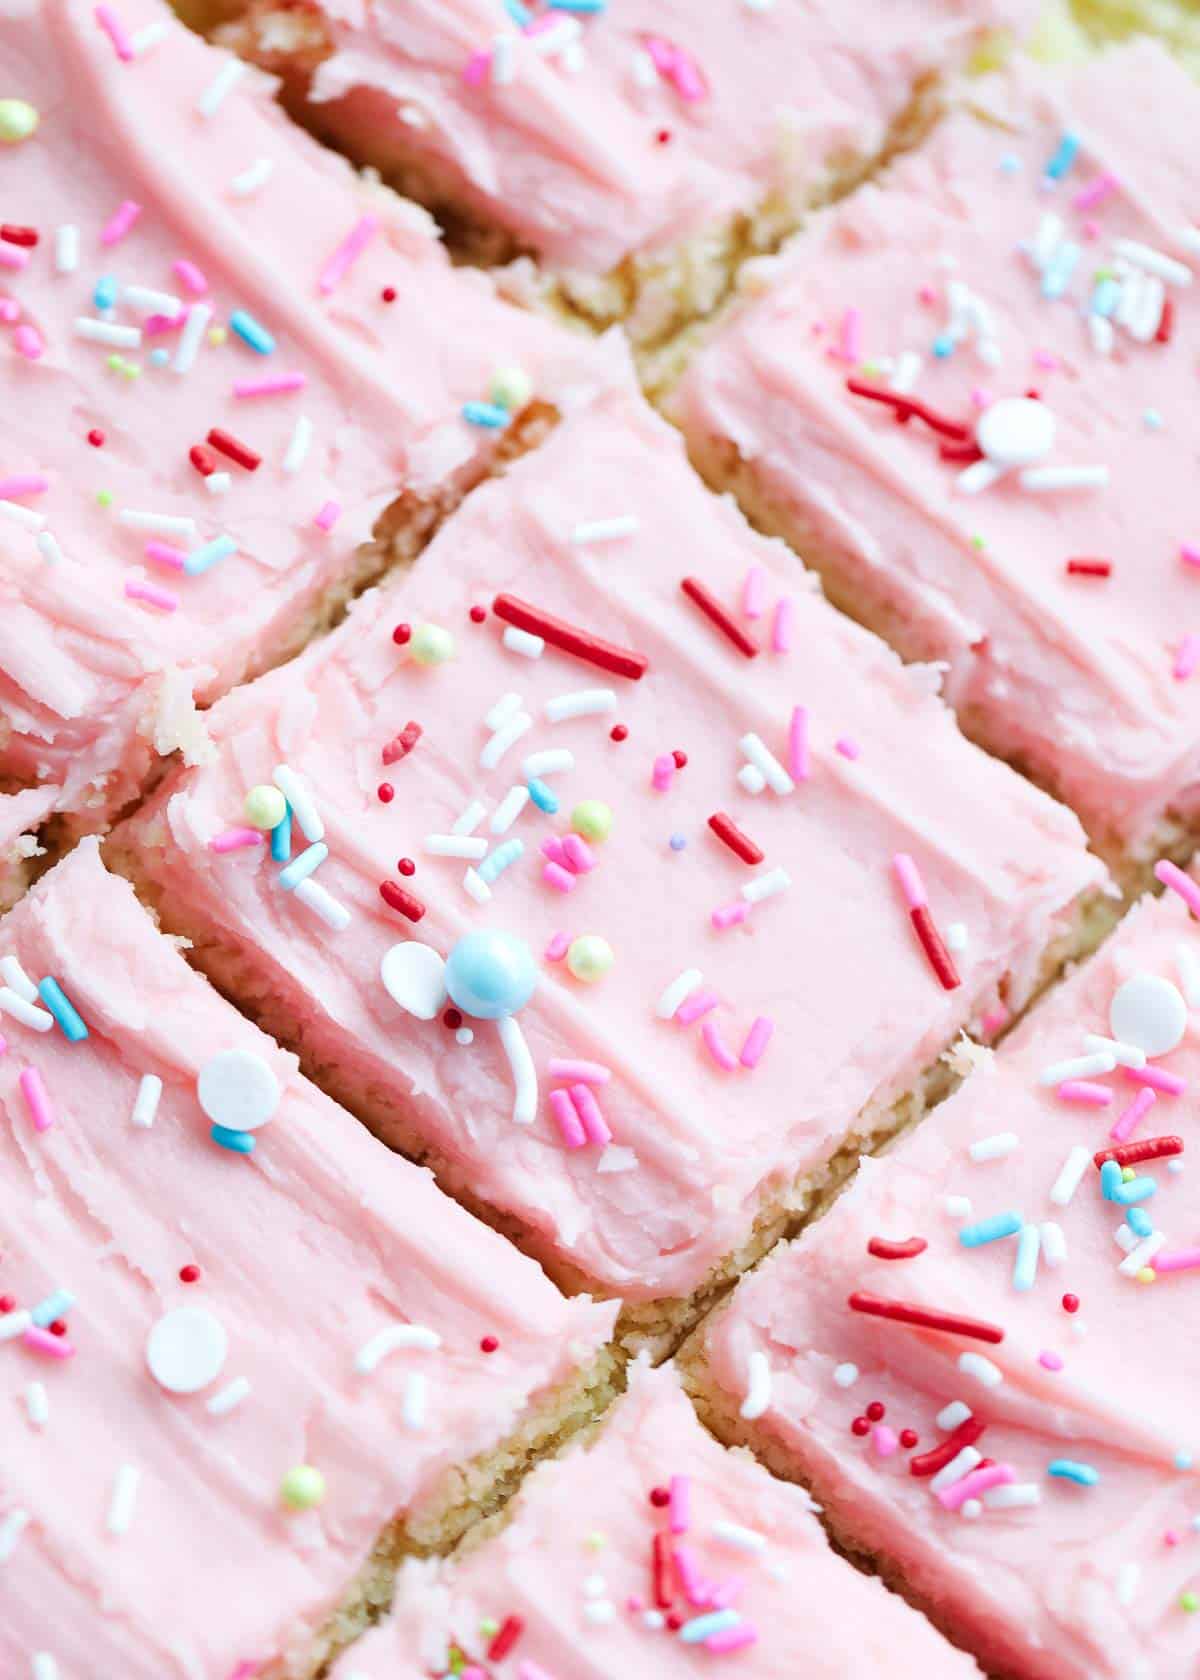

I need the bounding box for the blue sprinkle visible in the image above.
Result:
[270,805,293,862]
[1090,276,1119,318]
[547,0,606,10]
[1041,242,1080,300]
[669,832,687,852]
[462,401,510,430]
[1128,1206,1154,1239]
[527,777,558,814]
[1144,409,1163,432]
[184,534,237,576]
[502,0,531,21]
[1048,1459,1099,1486]
[679,1610,741,1644]
[932,332,954,359]
[1175,1449,1195,1472]
[30,1288,75,1328]
[229,309,275,355]
[1044,130,1081,182]
[1112,1174,1157,1206]
[1100,1159,1123,1201]
[998,152,1022,175]
[958,1210,1023,1248]
[149,347,169,367]
[211,1123,255,1155]
[93,274,118,310]
[478,837,524,885]
[38,977,88,1042]
[279,841,328,892]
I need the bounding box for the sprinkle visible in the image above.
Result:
[173,302,213,374]
[205,1377,251,1415]
[959,1210,1022,1247]
[848,1292,1004,1344]
[95,3,134,59]
[234,372,306,398]
[31,1656,58,1680]
[354,1324,441,1373]
[382,722,423,766]
[452,799,487,836]
[1057,1079,1112,1106]
[131,1074,162,1129]
[523,748,573,779]
[230,157,275,197]
[19,1067,54,1132]
[969,1132,1019,1163]
[1012,1224,1040,1292]
[318,215,379,294]
[503,626,544,658]
[209,826,264,854]
[701,1021,739,1071]
[125,579,178,611]
[711,1521,767,1555]
[668,1475,690,1535]
[740,1350,772,1419]
[207,428,261,471]
[834,1363,860,1389]
[1124,1063,1186,1097]
[930,1446,983,1494]
[707,812,763,865]
[680,1610,741,1644]
[75,316,141,349]
[282,414,313,474]
[867,1236,928,1261]
[482,712,539,770]
[1096,1136,1182,1168]
[0,1507,29,1560]
[1048,1459,1100,1487]
[1083,1032,1145,1070]
[488,1617,525,1663]
[544,687,616,723]
[1038,1050,1116,1086]
[229,309,275,356]
[707,1625,758,1654]
[837,306,863,363]
[272,765,322,842]
[738,1017,774,1069]
[0,956,37,1003]
[0,988,53,1031]
[657,968,702,1019]
[1066,557,1111,577]
[1118,1232,1167,1277]
[740,733,794,795]
[772,598,795,653]
[379,881,426,922]
[571,515,640,545]
[1153,1246,1200,1275]
[107,1464,141,1536]
[548,1058,611,1085]
[278,842,329,889]
[1176,635,1200,682]
[197,59,247,118]
[741,866,790,905]
[1110,1174,1157,1206]
[653,1531,676,1608]
[462,401,509,429]
[1040,1221,1067,1268]
[37,978,87,1042]
[54,223,79,273]
[681,577,758,658]
[958,1351,1003,1388]
[497,1015,537,1123]
[24,1325,72,1359]
[676,987,719,1025]
[1019,465,1109,492]
[293,877,351,932]
[1113,239,1192,288]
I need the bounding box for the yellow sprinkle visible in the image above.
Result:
[208,325,227,346]
[1122,1165,1137,1182]
[0,99,39,143]
[1136,1267,1156,1284]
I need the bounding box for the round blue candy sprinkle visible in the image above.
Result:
[669,833,686,852]
[1174,1449,1194,1472]
[998,153,1021,175]
[211,1123,255,1155]
[445,929,537,1020]
[932,333,953,359]
[149,347,169,367]
[1144,409,1163,431]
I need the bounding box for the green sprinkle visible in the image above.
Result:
[585,1530,607,1551]
[971,535,986,550]
[1181,1591,1198,1613]
[478,1619,499,1638]
[96,490,113,508]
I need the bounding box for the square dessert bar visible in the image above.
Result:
[674,42,1200,873]
[119,384,1103,1343]
[207,0,1034,352]
[327,1360,979,1680]
[0,841,616,1680]
[691,866,1200,1680]
[0,0,609,866]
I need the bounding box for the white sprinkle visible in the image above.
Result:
[961,1499,983,1520]
[958,1351,1003,1389]
[272,764,323,841]
[1113,238,1192,288]
[123,284,181,316]
[1019,464,1110,493]
[32,1654,58,1680]
[205,471,233,496]
[832,1362,859,1389]
[1039,1051,1116,1086]
[131,1074,162,1129]
[230,156,275,197]
[711,1520,767,1554]
[889,348,922,393]
[596,1145,638,1173]
[107,1464,141,1536]
[54,223,79,274]
[1118,1231,1167,1277]
[945,921,968,953]
[740,732,794,795]
[36,531,64,566]
[463,867,492,904]
[293,877,351,932]
[737,763,767,796]
[0,1309,32,1343]
[205,1377,251,1416]
[502,626,545,659]
[282,414,313,474]
[131,18,169,52]
[423,833,489,860]
[1116,1561,1141,1606]
[1176,942,1200,1007]
[741,867,791,905]
[1127,272,1165,343]
[1012,1223,1040,1292]
[497,1014,537,1123]
[631,45,656,86]
[490,31,517,84]
[452,799,487,837]
[402,1370,427,1430]
[117,508,196,537]
[983,1483,1041,1510]
[571,515,640,545]
[0,499,44,531]
[931,1446,982,1493]
[656,968,703,1020]
[74,316,141,348]
[544,687,617,723]
[197,58,247,118]
[969,1131,1019,1163]
[740,1350,772,1420]
[355,1324,441,1374]
[583,1601,616,1626]
[1031,211,1064,270]
[0,988,53,1031]
[522,748,573,779]
[25,1382,47,1428]
[1040,1220,1067,1268]
[936,1400,971,1431]
[0,1507,29,1561]
[1115,1222,1138,1254]
[485,691,524,732]
[480,711,533,770]
[0,955,37,1003]
[943,1194,973,1219]
[173,301,213,374]
[1083,1032,1146,1070]
[1049,1143,1091,1207]
[490,785,530,834]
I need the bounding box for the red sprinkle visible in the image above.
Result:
[49,1320,67,1337]
[382,720,423,765]
[179,1264,201,1284]
[1094,1135,1183,1168]
[391,623,412,646]
[207,427,262,472]
[1157,296,1175,344]
[909,904,961,991]
[845,376,970,442]
[899,1428,919,1450]
[397,857,416,877]
[379,880,425,922]
[867,1236,929,1261]
[850,1415,870,1437]
[672,749,688,769]
[377,783,394,804]
[652,1531,676,1608]
[381,286,397,304]
[866,1400,886,1422]
[1066,557,1112,578]
[909,1416,987,1478]
[707,811,764,866]
[0,1295,14,1314]
[680,576,758,659]
[1,225,38,247]
[1062,1292,1080,1314]
[87,429,105,448]
[493,593,648,681]
[848,1290,1003,1344]
[488,1616,524,1662]
[480,1334,499,1353]
[649,1486,671,1509]
[442,1007,463,1030]
[469,604,488,624]
[188,444,217,477]
[610,724,629,743]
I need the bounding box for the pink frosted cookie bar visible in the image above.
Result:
[0,0,609,854]
[694,867,1200,1679]
[120,385,1103,1335]
[211,0,1034,346]
[328,1361,978,1680]
[0,840,615,1680]
[674,43,1200,869]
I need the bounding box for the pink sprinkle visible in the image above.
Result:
[23,1325,73,1359]
[918,285,938,306]
[937,1462,1014,1511]
[771,597,794,653]
[549,1087,586,1150]
[1156,858,1200,918]
[94,2,134,60]
[711,901,750,930]
[838,307,863,364]
[542,860,576,893]
[227,1664,261,1680]
[544,930,570,962]
[234,373,307,399]
[0,300,19,323]
[981,1006,1009,1038]
[1038,1350,1064,1372]
[788,704,809,781]
[1165,1530,1181,1547]
[672,1544,705,1605]
[1110,1086,1156,1142]
[707,1626,758,1654]
[314,500,341,532]
[19,1067,53,1132]
[643,35,678,74]
[891,852,926,911]
[144,541,187,573]
[1056,1079,1112,1106]
[14,325,43,360]
[125,578,177,612]
[626,1596,644,1614]
[708,1577,745,1609]
[541,836,569,866]
[872,1424,899,1458]
[101,199,142,247]
[668,1474,690,1534]
[0,474,48,499]
[209,827,265,854]
[144,311,187,338]
[1125,1063,1186,1097]
[1033,349,1059,371]
[1072,171,1119,211]
[741,566,767,620]
[561,833,595,874]
[677,988,719,1026]
[173,258,209,296]
[0,1035,7,1057]
[1153,1246,1200,1274]
[462,47,489,86]
[835,736,861,760]
[738,1016,774,1070]
[651,753,676,792]
[0,246,29,272]
[970,386,992,409]
[318,215,379,295]
[571,1083,612,1146]
[669,48,707,103]
[547,1058,610,1085]
[701,1020,738,1072]
[1181,545,1200,571]
[1174,633,1200,682]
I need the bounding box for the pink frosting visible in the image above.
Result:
[702,878,1200,1679]
[0,0,610,830]
[306,0,1036,277]
[330,1361,977,1679]
[0,840,615,1678]
[674,43,1200,855]
[129,385,1101,1301]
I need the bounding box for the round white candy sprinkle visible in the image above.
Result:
[976,397,1056,468]
[146,1306,228,1394]
[1109,973,1188,1058]
[455,1026,475,1046]
[197,1049,280,1132]
[380,942,448,1021]
[833,1362,860,1388]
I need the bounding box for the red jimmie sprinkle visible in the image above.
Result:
[867,1236,929,1261]
[379,880,425,921]
[939,439,983,464]
[909,904,961,991]
[681,577,758,659]
[487,1615,524,1662]
[1157,296,1175,344]
[652,1531,676,1608]
[382,721,422,765]
[492,593,648,680]
[207,427,262,472]
[1,225,38,247]
[188,444,216,477]
[1094,1135,1183,1169]
[707,811,764,865]
[1066,557,1112,578]
[848,1291,1004,1344]
[909,1416,987,1478]
[845,376,971,442]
